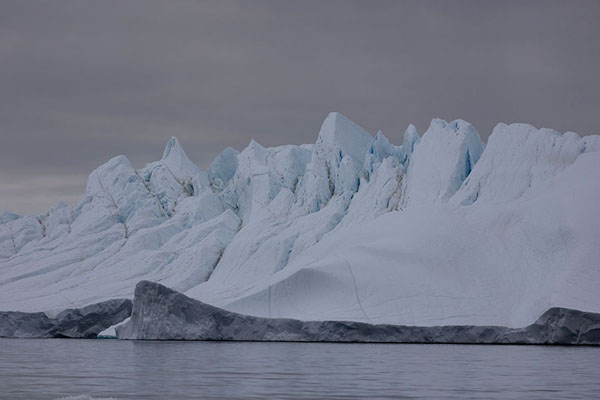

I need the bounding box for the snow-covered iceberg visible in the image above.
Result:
[1,112,599,331]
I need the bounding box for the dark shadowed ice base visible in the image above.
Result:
[117,281,600,345]
[0,299,132,338]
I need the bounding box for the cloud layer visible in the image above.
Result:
[1,0,599,214]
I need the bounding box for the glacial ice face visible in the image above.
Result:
[224,149,600,328]
[0,112,599,330]
[293,112,373,214]
[138,136,204,217]
[208,147,239,192]
[81,157,155,237]
[402,118,484,208]
[220,140,312,224]
[338,131,406,229]
[362,131,405,180]
[402,124,420,161]
[184,114,413,305]
[161,136,201,179]
[452,123,594,206]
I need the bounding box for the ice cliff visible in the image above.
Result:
[1,112,599,328]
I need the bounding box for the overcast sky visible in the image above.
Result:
[1,0,599,215]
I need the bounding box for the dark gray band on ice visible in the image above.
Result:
[116,281,600,345]
[0,298,132,338]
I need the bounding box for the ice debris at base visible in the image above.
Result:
[97,317,130,338]
[1,112,599,329]
[0,299,131,338]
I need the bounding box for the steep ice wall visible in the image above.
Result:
[452,123,597,206]
[1,113,382,313]
[336,131,407,229]
[402,124,420,163]
[402,119,484,208]
[208,147,239,192]
[78,154,166,237]
[0,214,44,258]
[138,136,207,218]
[293,112,373,214]
[219,140,312,224]
[364,131,406,171]
[187,113,387,304]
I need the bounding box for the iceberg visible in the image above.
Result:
[0,112,598,335]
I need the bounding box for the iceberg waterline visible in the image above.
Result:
[0,298,132,338]
[1,112,599,329]
[116,281,600,345]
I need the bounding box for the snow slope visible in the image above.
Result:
[1,113,598,328]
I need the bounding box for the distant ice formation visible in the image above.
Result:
[1,112,599,328]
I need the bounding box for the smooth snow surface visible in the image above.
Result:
[1,113,598,327]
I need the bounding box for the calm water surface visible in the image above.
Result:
[1,338,599,399]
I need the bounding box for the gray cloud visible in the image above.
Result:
[1,0,599,214]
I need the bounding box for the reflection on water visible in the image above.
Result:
[0,339,599,399]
